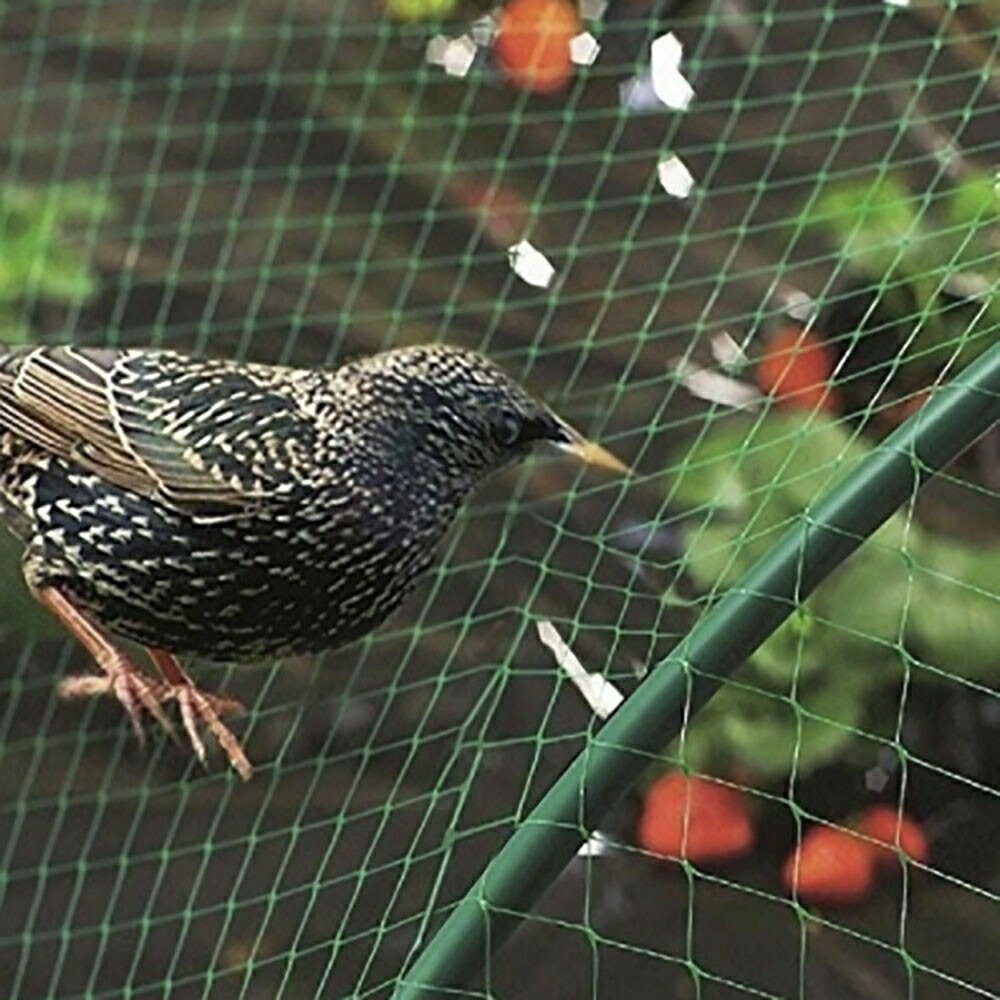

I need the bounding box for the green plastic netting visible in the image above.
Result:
[1,2,998,998]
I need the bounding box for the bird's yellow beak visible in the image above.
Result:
[555,426,630,476]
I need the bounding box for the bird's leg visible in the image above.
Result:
[144,648,252,782]
[36,586,176,746]
[35,588,252,781]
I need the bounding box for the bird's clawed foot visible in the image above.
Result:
[59,652,252,781]
[166,682,252,782]
[38,586,253,780]
[143,647,251,781]
[59,652,174,746]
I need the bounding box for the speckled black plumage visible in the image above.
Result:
[0,343,602,663]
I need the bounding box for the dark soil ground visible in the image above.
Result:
[0,2,997,998]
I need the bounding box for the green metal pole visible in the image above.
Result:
[393,342,1000,1000]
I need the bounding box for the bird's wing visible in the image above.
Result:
[0,345,320,513]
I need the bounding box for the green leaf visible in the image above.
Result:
[0,309,33,345]
[948,172,1000,231]
[813,539,912,645]
[750,611,827,684]
[799,171,998,378]
[672,673,876,780]
[906,536,1000,681]
[670,422,757,515]
[807,175,921,279]
[668,408,999,780]
[674,413,870,514]
[33,249,99,301]
[0,183,109,318]
[679,520,747,591]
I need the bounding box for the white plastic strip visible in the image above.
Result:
[536,620,624,719]
[673,357,761,409]
[570,32,601,67]
[657,155,695,198]
[651,32,695,110]
[508,239,556,288]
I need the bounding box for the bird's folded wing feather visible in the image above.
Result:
[0,346,320,514]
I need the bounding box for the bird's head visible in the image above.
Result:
[345,345,627,492]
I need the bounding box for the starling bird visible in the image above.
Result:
[0,343,625,779]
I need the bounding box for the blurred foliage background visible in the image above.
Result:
[0,2,997,998]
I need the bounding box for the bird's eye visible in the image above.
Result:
[493,410,523,447]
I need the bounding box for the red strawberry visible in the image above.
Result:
[450,177,530,248]
[755,326,840,414]
[856,805,930,867]
[782,826,878,905]
[637,771,754,865]
[495,0,580,94]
